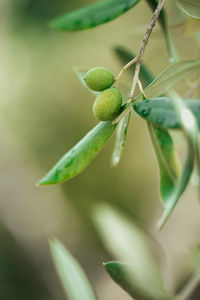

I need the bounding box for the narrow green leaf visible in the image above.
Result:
[141,60,200,100]
[176,0,200,19]
[134,98,200,129]
[50,239,97,300]
[93,204,172,300]
[158,91,200,228]
[50,0,140,31]
[38,121,116,185]
[145,0,179,62]
[111,112,130,167]
[148,123,180,203]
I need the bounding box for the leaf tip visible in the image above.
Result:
[156,209,171,230]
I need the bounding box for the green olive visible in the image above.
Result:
[93,88,122,121]
[85,67,114,91]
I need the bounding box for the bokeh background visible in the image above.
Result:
[0,0,200,299]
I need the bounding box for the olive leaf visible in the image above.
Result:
[145,0,179,62]
[157,91,200,228]
[148,123,180,204]
[176,0,200,19]
[93,204,172,300]
[49,0,140,31]
[134,60,200,227]
[38,121,116,185]
[50,239,97,300]
[134,97,200,228]
[134,98,200,129]
[140,60,200,100]
[111,111,130,167]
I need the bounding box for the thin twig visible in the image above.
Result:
[128,0,166,101]
[178,270,200,300]
[112,0,166,124]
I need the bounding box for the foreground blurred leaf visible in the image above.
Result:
[50,239,97,300]
[145,0,179,62]
[38,121,116,185]
[134,98,200,129]
[50,0,140,31]
[93,204,172,299]
[158,92,200,228]
[176,0,200,19]
[104,261,168,300]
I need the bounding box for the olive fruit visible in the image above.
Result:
[93,88,122,121]
[85,67,114,91]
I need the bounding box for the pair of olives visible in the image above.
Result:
[85,67,122,121]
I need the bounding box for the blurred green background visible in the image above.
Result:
[0,0,200,299]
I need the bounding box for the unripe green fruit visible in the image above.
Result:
[85,67,114,91]
[93,88,122,121]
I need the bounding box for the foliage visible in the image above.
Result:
[37,0,200,299]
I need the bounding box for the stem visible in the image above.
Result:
[178,270,200,300]
[113,0,166,124]
[128,0,166,101]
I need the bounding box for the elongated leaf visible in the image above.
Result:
[141,60,200,100]
[50,0,140,31]
[93,204,172,300]
[38,121,116,185]
[176,0,200,19]
[148,123,180,203]
[134,98,200,129]
[50,239,97,300]
[145,0,179,62]
[111,112,130,167]
[158,91,200,228]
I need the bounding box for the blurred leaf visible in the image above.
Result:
[134,98,200,129]
[74,67,98,96]
[38,121,116,185]
[141,60,200,100]
[145,0,179,62]
[148,123,180,204]
[111,112,130,167]
[93,204,172,299]
[113,46,154,87]
[158,91,200,228]
[176,0,200,19]
[50,0,140,31]
[104,261,168,300]
[50,239,97,300]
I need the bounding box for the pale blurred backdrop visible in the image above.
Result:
[0,0,200,299]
